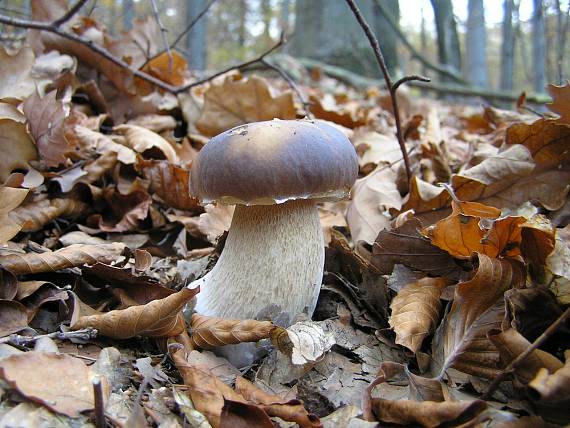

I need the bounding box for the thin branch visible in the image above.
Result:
[92,376,106,428]
[150,0,173,72]
[372,0,467,85]
[392,74,431,92]
[344,0,412,184]
[260,58,313,118]
[171,0,218,49]
[52,0,89,27]
[481,305,570,400]
[0,328,98,346]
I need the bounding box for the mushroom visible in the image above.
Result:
[189,119,358,323]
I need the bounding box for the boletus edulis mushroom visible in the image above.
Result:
[189,118,358,326]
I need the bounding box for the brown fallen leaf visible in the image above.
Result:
[23,90,70,168]
[0,45,36,102]
[400,176,450,225]
[220,400,274,428]
[371,218,459,277]
[137,158,201,212]
[0,243,126,275]
[370,398,487,428]
[432,254,525,379]
[71,287,198,339]
[114,124,177,162]
[0,300,29,337]
[0,105,38,182]
[190,314,275,350]
[422,200,525,259]
[8,197,90,232]
[195,74,296,137]
[127,114,177,132]
[520,215,556,266]
[234,376,322,428]
[309,94,367,129]
[198,204,235,243]
[92,188,151,232]
[136,50,189,94]
[0,267,18,300]
[488,328,563,387]
[0,186,29,244]
[389,277,452,354]
[72,125,137,164]
[546,80,570,125]
[0,352,108,417]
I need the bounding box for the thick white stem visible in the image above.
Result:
[194,199,324,321]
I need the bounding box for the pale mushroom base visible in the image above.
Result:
[193,199,325,322]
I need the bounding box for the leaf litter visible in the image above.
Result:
[0,4,568,428]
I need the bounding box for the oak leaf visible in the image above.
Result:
[71,287,198,339]
[0,243,126,275]
[0,352,108,417]
[432,254,525,379]
[190,314,275,350]
[389,277,451,353]
[195,75,296,137]
[546,80,570,125]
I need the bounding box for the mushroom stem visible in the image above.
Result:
[194,199,324,321]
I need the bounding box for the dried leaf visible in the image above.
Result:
[283,321,336,365]
[0,352,107,417]
[309,94,367,129]
[546,81,570,125]
[73,125,136,164]
[220,400,274,428]
[234,377,322,428]
[0,243,125,275]
[198,204,234,243]
[0,106,38,181]
[546,237,570,304]
[136,50,189,93]
[127,114,177,132]
[346,165,402,245]
[94,188,152,232]
[0,186,29,244]
[23,90,70,167]
[196,75,296,137]
[432,254,525,379]
[488,328,563,386]
[71,287,198,339]
[528,352,570,402]
[422,200,525,259]
[370,398,487,427]
[371,218,459,277]
[114,124,177,162]
[389,277,451,353]
[190,314,275,350]
[137,158,201,212]
[520,215,556,266]
[0,300,29,337]
[9,197,89,232]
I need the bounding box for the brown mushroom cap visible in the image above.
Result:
[189,119,359,205]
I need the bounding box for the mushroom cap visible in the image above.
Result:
[189,119,359,205]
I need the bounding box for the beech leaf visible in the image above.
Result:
[114,124,177,162]
[0,186,29,244]
[8,197,90,232]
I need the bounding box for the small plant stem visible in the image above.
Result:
[92,376,106,428]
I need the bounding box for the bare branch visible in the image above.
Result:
[392,74,431,92]
[344,0,412,184]
[52,0,89,27]
[171,0,218,49]
[150,0,173,72]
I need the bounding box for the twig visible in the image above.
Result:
[344,0,412,184]
[0,328,98,346]
[150,0,173,72]
[170,0,218,49]
[92,376,106,428]
[481,305,570,400]
[393,74,431,92]
[52,0,89,27]
[260,58,313,118]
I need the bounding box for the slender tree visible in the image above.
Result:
[430,0,462,81]
[532,0,546,92]
[185,0,209,71]
[372,0,400,75]
[466,0,488,87]
[500,0,517,91]
[122,0,134,31]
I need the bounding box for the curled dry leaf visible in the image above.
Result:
[114,124,177,162]
[400,176,449,225]
[71,287,198,339]
[520,215,556,266]
[370,398,487,428]
[0,267,18,300]
[488,328,563,386]
[389,277,452,354]
[432,254,525,379]
[0,104,38,182]
[0,300,29,337]
[127,114,177,132]
[309,94,367,129]
[73,125,136,164]
[137,158,201,212]
[0,242,126,275]
[136,50,189,93]
[546,80,570,125]
[94,188,152,232]
[0,352,108,417]
[0,186,29,244]
[0,45,35,102]
[198,204,235,243]
[545,237,570,304]
[9,197,90,232]
[195,75,296,137]
[422,200,525,259]
[234,377,322,428]
[190,314,275,350]
[23,90,70,167]
[281,320,336,365]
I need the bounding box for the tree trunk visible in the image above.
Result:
[555,0,569,84]
[372,0,399,75]
[466,0,487,87]
[430,0,462,81]
[238,0,248,47]
[500,0,517,91]
[122,0,134,31]
[532,0,546,92]
[185,0,208,71]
